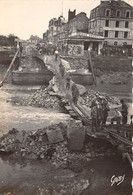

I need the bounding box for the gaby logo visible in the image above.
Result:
[111,175,125,186]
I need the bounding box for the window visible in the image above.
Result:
[124,32,128,38]
[105,20,109,27]
[104,30,108,37]
[116,21,119,27]
[115,31,119,38]
[125,21,129,28]
[116,10,121,17]
[114,42,118,46]
[126,11,130,18]
[105,9,110,17]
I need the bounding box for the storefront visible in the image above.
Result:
[58,32,104,56]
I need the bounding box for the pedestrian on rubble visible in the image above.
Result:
[111,108,122,125]
[95,96,104,125]
[101,99,110,124]
[19,42,23,58]
[120,99,128,124]
[55,49,58,60]
[66,74,71,90]
[71,83,79,104]
[91,101,98,132]
[59,63,65,77]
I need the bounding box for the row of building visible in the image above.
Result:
[43,0,133,56]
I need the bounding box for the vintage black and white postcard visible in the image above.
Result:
[0,0,132,194]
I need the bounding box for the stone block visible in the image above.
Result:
[67,126,85,151]
[16,131,24,143]
[46,129,64,144]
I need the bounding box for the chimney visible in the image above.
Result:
[68,9,76,22]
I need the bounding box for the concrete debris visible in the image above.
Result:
[10,87,119,110]
[46,129,64,144]
[10,89,62,109]
[0,120,119,168]
[81,89,120,107]
[67,126,85,151]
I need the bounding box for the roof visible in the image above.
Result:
[68,32,104,40]
[92,0,133,11]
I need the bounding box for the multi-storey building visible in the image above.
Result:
[43,16,67,45]
[43,10,104,56]
[88,0,133,47]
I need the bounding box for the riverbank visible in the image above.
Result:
[0,54,132,195]
[0,153,131,195]
[62,55,132,86]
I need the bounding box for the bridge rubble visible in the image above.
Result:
[0,50,132,167]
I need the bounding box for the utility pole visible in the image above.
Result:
[61,0,63,16]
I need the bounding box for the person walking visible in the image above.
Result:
[120,99,128,124]
[91,101,98,132]
[71,83,79,104]
[55,49,59,60]
[66,74,71,90]
[59,63,65,77]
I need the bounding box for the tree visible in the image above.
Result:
[8,34,18,46]
[0,35,9,46]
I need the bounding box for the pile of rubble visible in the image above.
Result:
[81,89,120,107]
[10,86,120,110]
[0,120,118,168]
[0,122,67,160]
[11,89,62,109]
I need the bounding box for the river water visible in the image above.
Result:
[0,65,132,195]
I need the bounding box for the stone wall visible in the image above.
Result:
[62,56,88,70]
[12,71,53,85]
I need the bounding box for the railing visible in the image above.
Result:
[0,48,20,87]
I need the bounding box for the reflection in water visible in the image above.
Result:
[0,155,131,195]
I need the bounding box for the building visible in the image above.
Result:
[88,0,133,47]
[43,10,104,56]
[43,16,67,45]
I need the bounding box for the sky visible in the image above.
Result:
[0,0,133,40]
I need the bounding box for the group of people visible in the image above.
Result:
[100,47,132,57]
[91,97,128,132]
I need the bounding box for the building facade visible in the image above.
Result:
[43,10,104,56]
[43,16,67,45]
[88,0,133,47]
